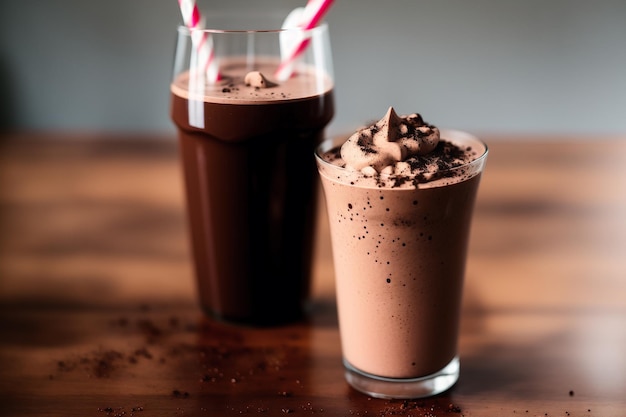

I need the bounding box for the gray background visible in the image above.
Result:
[1,0,625,137]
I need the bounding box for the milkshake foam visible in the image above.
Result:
[171,58,332,105]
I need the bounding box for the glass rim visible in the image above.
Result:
[315,129,489,189]
[176,21,329,36]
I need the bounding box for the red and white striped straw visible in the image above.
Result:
[275,0,334,81]
[178,0,220,83]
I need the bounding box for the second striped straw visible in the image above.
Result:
[177,0,220,83]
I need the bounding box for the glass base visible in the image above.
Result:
[343,356,460,399]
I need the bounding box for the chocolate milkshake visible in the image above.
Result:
[171,57,334,325]
[316,108,487,398]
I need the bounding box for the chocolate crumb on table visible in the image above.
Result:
[172,389,190,398]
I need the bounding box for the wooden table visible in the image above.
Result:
[1,132,625,416]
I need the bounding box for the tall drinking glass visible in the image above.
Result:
[316,130,487,398]
[170,15,334,325]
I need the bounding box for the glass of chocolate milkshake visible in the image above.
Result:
[170,15,334,325]
[316,108,487,398]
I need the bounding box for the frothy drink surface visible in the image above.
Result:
[317,108,486,378]
[171,58,334,324]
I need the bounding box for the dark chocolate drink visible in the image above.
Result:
[171,59,334,325]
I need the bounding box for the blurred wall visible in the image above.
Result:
[1,0,625,137]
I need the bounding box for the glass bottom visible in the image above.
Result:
[343,356,460,399]
[200,304,307,327]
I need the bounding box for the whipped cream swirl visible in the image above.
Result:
[341,107,440,172]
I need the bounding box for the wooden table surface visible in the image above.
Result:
[1,132,625,416]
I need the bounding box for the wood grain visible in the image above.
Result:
[1,132,625,416]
